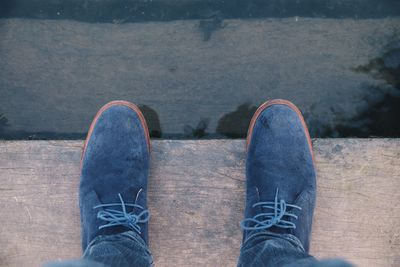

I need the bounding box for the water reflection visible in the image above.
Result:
[216,104,257,138]
[337,46,400,137]
[0,113,9,133]
[212,45,400,139]
[1,1,400,140]
[199,12,226,41]
[353,48,400,88]
[184,118,210,138]
[139,105,162,138]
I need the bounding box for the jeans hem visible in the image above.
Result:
[83,231,148,257]
[242,230,305,253]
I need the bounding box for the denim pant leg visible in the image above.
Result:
[237,231,352,267]
[44,231,153,267]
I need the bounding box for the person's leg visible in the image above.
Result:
[238,99,352,267]
[45,101,153,267]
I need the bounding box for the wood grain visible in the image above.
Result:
[0,139,399,266]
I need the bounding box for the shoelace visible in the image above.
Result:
[93,192,149,234]
[240,188,301,231]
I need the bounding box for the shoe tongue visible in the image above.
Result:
[116,188,146,206]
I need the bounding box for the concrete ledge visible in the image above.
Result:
[0,139,399,266]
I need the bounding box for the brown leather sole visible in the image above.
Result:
[81,100,151,168]
[246,99,315,163]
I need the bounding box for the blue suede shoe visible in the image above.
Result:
[240,99,316,252]
[80,100,151,251]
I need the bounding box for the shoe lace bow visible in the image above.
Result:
[240,189,301,231]
[94,192,149,234]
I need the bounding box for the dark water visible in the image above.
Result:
[0,0,400,139]
[2,0,400,21]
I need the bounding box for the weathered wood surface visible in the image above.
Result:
[0,139,399,267]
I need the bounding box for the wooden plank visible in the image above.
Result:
[0,139,399,266]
